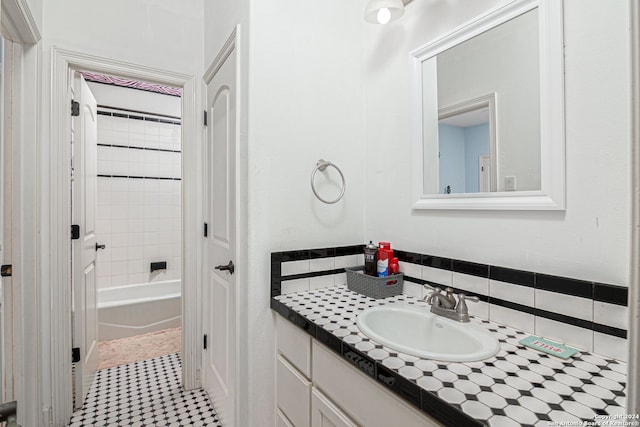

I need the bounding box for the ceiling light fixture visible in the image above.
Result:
[364,0,405,24]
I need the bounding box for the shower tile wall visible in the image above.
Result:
[95,105,181,289]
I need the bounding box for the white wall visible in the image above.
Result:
[204,0,366,424]
[364,0,630,287]
[86,82,181,117]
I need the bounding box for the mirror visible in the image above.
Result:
[411,0,565,210]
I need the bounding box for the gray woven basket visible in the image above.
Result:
[345,268,403,299]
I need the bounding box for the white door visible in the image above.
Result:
[479,155,491,193]
[71,73,99,408]
[203,43,237,425]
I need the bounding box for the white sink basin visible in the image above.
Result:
[356,304,500,362]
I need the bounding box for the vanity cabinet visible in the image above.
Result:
[311,388,357,427]
[275,315,440,427]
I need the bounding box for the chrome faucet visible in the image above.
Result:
[424,287,479,322]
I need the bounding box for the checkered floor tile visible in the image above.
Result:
[276,285,628,427]
[68,353,221,426]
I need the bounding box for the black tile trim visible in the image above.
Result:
[97,104,181,120]
[490,266,535,287]
[97,108,181,125]
[375,363,421,407]
[403,275,429,286]
[536,274,593,299]
[489,297,537,316]
[335,244,365,256]
[593,323,627,339]
[593,283,628,306]
[281,268,346,282]
[420,255,452,270]
[97,143,181,153]
[97,174,181,181]
[421,388,484,427]
[316,326,342,354]
[394,250,422,264]
[534,308,593,330]
[343,343,376,378]
[309,247,337,259]
[452,260,489,278]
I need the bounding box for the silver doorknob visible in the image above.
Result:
[215,260,234,275]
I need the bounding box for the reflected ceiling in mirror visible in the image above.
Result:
[411,0,565,210]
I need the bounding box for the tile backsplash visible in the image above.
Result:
[94,107,182,289]
[271,245,628,361]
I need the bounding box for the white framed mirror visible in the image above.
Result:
[411,0,565,210]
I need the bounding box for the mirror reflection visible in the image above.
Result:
[423,8,541,195]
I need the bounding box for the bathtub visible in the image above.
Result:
[98,280,181,341]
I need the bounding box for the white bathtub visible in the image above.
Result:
[98,280,181,341]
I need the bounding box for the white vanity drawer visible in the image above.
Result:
[277,314,312,378]
[311,388,358,427]
[277,354,311,427]
[276,409,294,427]
[312,341,440,427]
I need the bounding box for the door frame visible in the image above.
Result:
[628,0,640,414]
[0,1,41,425]
[49,48,202,424]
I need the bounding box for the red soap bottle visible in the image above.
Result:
[390,257,399,275]
[377,242,394,277]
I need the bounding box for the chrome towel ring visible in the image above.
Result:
[311,159,346,204]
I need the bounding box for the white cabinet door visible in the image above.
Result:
[277,355,311,427]
[311,388,358,427]
[276,409,294,427]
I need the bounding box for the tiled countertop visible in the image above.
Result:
[272,285,627,427]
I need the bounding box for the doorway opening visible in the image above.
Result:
[70,71,185,408]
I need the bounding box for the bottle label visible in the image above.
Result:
[377,259,389,277]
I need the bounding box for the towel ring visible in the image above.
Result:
[311,159,346,204]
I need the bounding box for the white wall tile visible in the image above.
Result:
[398,261,421,279]
[334,255,359,269]
[535,289,593,322]
[111,247,128,262]
[309,257,334,273]
[309,275,335,290]
[452,272,489,296]
[281,260,310,276]
[489,280,534,307]
[281,279,310,295]
[535,317,593,352]
[593,333,628,362]
[593,302,628,330]
[111,219,128,234]
[334,272,346,285]
[422,266,452,287]
[402,281,424,299]
[469,300,489,320]
[489,305,535,334]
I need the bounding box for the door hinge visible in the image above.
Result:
[204,222,208,237]
[72,347,80,363]
[0,265,12,277]
[71,100,80,117]
[203,110,208,127]
[203,334,208,350]
[71,224,80,240]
